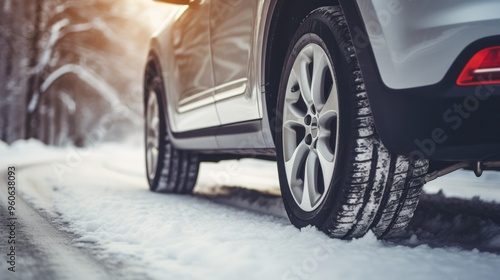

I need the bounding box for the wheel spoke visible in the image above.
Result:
[311,50,329,111]
[301,150,321,210]
[148,97,157,121]
[292,51,313,106]
[284,140,309,186]
[320,86,339,116]
[317,142,335,192]
[151,117,159,139]
[148,112,159,144]
[283,109,307,130]
[148,147,158,175]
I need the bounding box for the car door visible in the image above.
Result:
[210,0,261,125]
[168,1,219,133]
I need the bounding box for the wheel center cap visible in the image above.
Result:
[311,117,319,138]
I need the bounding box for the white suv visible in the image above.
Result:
[144,0,500,239]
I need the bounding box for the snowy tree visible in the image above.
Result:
[0,0,38,143]
[1,0,169,145]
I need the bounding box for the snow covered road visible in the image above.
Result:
[1,140,500,280]
[0,174,121,280]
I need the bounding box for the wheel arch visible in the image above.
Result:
[144,48,175,150]
[262,0,343,143]
[144,48,167,113]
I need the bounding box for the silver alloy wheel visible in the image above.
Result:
[282,43,340,212]
[146,91,160,180]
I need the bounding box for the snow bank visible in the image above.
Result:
[0,139,66,169]
[426,170,500,202]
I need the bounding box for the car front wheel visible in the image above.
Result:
[144,59,200,194]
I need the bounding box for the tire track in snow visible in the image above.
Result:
[0,167,148,280]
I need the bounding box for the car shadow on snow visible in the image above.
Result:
[196,186,500,254]
[394,192,500,254]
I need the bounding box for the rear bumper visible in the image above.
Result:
[354,0,500,90]
[340,0,500,161]
[368,81,500,161]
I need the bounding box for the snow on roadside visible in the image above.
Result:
[0,139,66,169]
[3,140,500,280]
[425,170,500,203]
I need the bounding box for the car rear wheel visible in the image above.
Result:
[275,7,429,239]
[144,60,200,194]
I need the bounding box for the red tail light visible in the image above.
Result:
[457,46,500,86]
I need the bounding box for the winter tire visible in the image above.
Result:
[144,58,200,194]
[275,7,429,239]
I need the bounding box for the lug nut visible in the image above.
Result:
[305,134,312,145]
[304,115,312,125]
[310,105,316,115]
[291,85,300,92]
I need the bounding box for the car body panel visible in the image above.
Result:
[210,0,262,125]
[356,0,500,89]
[149,0,500,160]
[342,0,500,160]
[150,5,220,148]
[150,0,277,151]
[168,2,221,133]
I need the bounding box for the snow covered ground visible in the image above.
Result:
[1,139,500,280]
